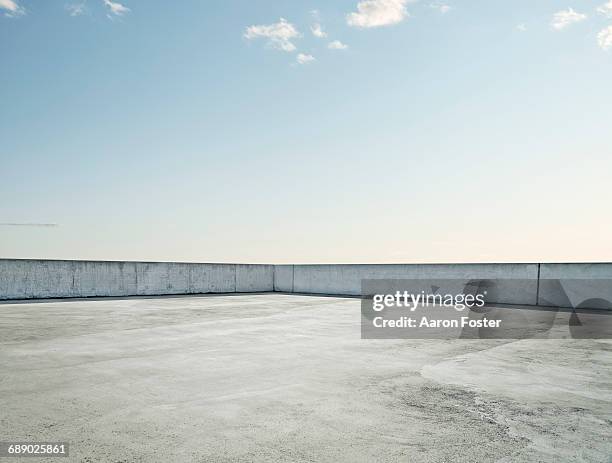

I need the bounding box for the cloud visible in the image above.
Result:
[597,1,612,18]
[0,0,24,17]
[244,18,300,52]
[103,0,129,16]
[296,53,315,64]
[311,23,327,38]
[347,0,409,28]
[516,23,527,32]
[550,8,587,30]
[598,25,612,50]
[328,40,349,50]
[66,2,86,16]
[430,2,451,14]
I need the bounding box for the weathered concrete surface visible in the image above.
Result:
[189,263,235,294]
[0,260,138,299]
[135,262,191,295]
[0,294,610,462]
[236,264,274,292]
[539,263,612,309]
[0,260,270,300]
[273,264,294,292]
[290,264,539,305]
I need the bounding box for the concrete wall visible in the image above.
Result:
[273,265,294,292]
[1,259,610,308]
[236,264,274,292]
[0,259,272,300]
[278,264,539,305]
[538,263,612,310]
[273,263,612,309]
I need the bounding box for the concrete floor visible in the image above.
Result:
[0,294,610,462]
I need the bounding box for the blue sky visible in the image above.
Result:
[1,0,611,263]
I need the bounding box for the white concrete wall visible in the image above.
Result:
[135,262,190,296]
[189,264,236,294]
[0,260,138,299]
[0,260,271,300]
[1,260,610,308]
[236,264,274,292]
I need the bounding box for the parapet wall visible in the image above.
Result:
[0,259,273,300]
[538,263,612,310]
[274,263,612,310]
[1,259,610,309]
[274,263,537,304]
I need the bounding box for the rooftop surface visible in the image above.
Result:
[1,294,610,462]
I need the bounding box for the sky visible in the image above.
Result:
[1,0,611,264]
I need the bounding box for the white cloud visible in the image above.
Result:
[244,18,300,52]
[598,25,612,50]
[103,0,129,16]
[311,23,327,38]
[66,2,86,16]
[328,40,349,50]
[296,53,315,64]
[516,23,527,32]
[551,8,587,30]
[430,3,451,14]
[347,0,409,28]
[597,1,612,18]
[0,0,24,17]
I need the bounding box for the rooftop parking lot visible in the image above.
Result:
[1,294,610,462]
